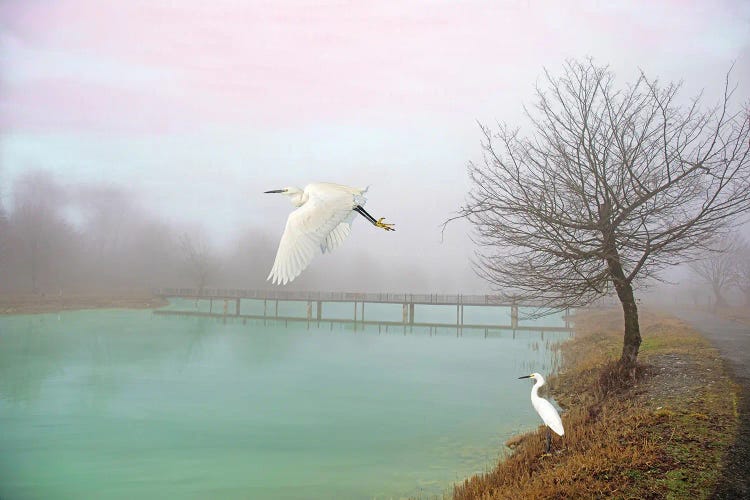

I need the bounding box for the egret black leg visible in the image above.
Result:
[354,205,378,225]
[354,205,395,231]
[545,429,552,453]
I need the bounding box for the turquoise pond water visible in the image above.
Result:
[0,302,570,499]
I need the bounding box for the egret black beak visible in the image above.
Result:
[518,375,532,379]
[264,189,285,194]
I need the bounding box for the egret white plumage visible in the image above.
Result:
[264,183,395,285]
[518,372,564,453]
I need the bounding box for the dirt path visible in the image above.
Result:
[673,309,750,499]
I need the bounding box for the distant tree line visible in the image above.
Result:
[0,170,197,293]
[0,169,435,295]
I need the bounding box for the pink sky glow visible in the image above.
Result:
[3,0,746,134]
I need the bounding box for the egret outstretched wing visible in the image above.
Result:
[267,188,355,285]
[321,214,355,254]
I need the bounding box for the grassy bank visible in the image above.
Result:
[0,291,167,314]
[454,308,740,499]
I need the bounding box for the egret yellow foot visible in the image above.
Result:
[375,218,395,231]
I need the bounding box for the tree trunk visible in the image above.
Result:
[606,251,641,371]
[601,209,642,371]
[617,283,641,370]
[712,284,728,308]
[30,240,39,294]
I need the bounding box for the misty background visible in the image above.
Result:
[1,1,749,296]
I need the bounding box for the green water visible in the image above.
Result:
[0,305,569,499]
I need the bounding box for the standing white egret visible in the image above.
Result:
[518,372,564,453]
[264,183,395,285]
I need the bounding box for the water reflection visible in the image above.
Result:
[0,308,570,499]
[0,315,67,404]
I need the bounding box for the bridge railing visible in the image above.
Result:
[152,288,523,306]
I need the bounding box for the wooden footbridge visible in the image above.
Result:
[152,288,572,332]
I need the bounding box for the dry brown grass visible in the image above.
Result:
[453,307,740,499]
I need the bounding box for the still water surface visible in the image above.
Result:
[0,302,569,499]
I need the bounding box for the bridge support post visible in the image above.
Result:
[316,301,322,321]
[236,298,240,316]
[457,304,464,335]
[409,303,415,325]
[511,302,518,329]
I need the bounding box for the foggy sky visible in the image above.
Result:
[1,0,749,292]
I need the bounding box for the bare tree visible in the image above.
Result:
[9,171,73,293]
[452,60,750,372]
[178,232,217,296]
[689,235,739,308]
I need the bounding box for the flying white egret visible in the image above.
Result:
[264,183,395,285]
[518,372,564,453]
